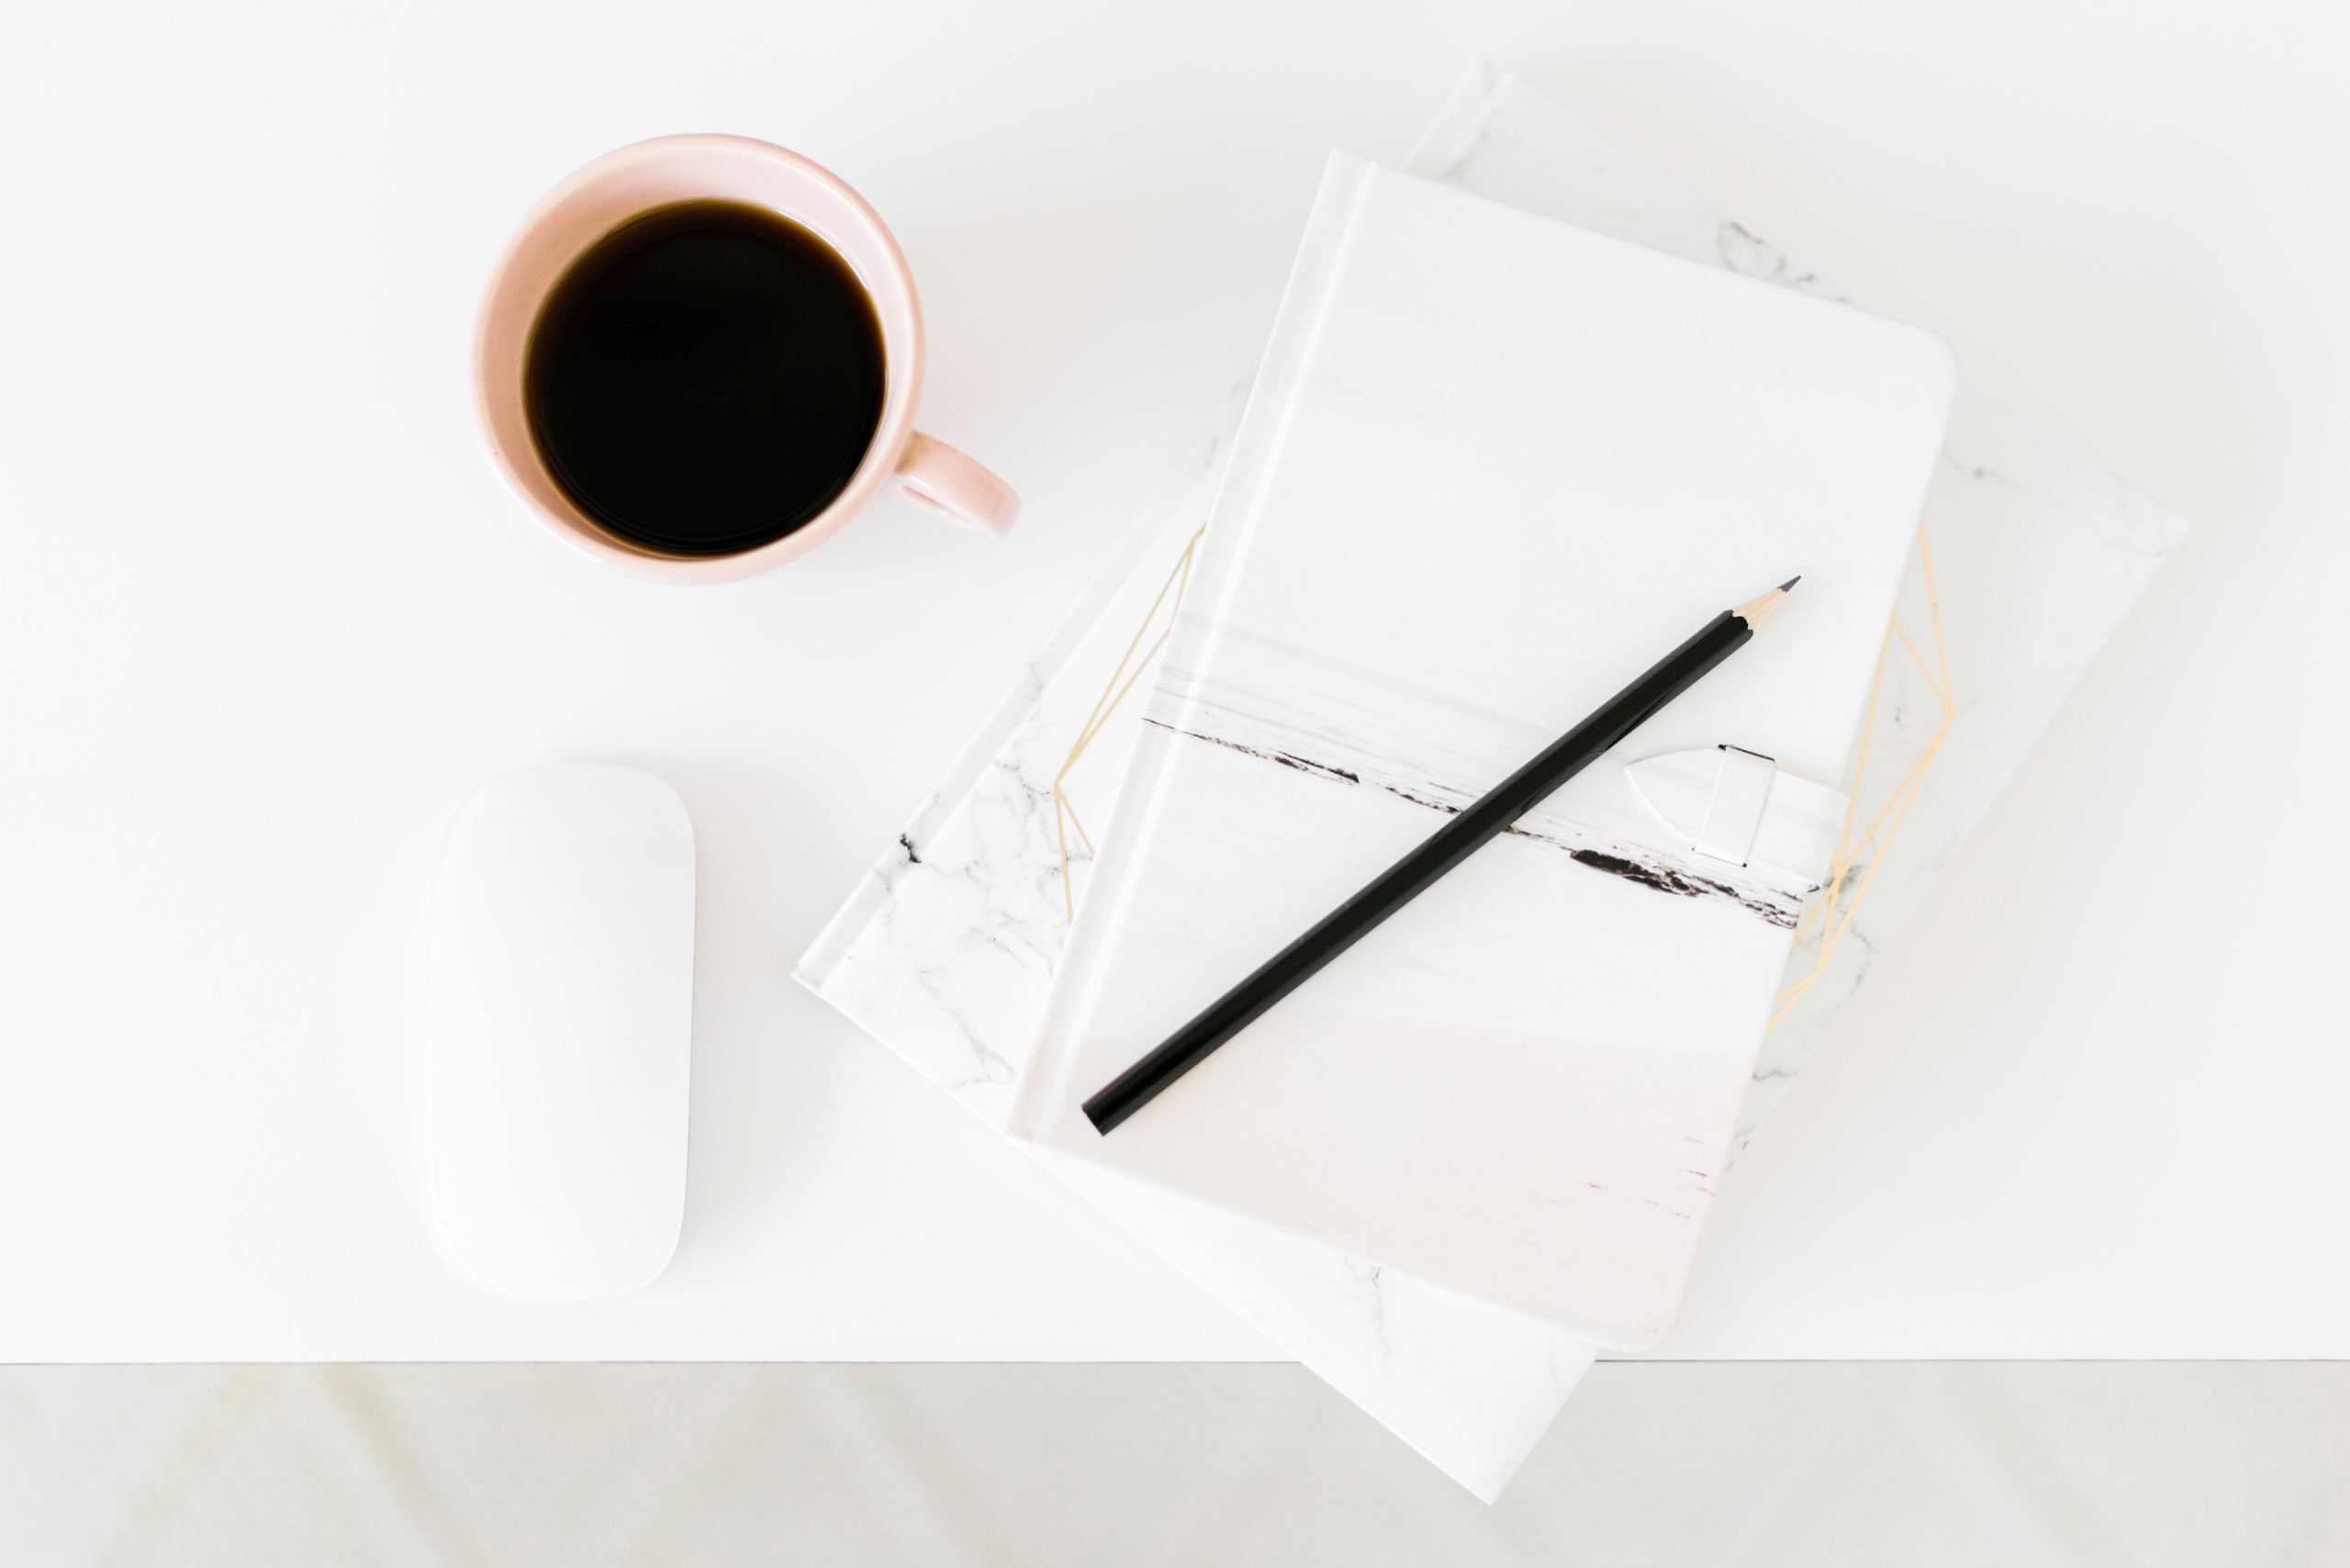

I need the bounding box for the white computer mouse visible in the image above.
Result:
[422,762,695,1300]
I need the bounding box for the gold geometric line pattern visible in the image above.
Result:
[1769,521,1953,1029]
[1052,526,1207,924]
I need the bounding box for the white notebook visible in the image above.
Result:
[1007,154,1955,1347]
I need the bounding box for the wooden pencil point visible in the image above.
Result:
[1731,577,1800,630]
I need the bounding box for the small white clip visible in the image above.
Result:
[1623,747,1846,885]
[1695,746,1776,867]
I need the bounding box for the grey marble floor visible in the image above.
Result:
[2,1362,2342,1565]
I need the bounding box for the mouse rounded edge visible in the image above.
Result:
[422,762,695,1301]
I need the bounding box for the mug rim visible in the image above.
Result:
[474,133,926,584]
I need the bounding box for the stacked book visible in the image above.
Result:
[799,65,2187,1500]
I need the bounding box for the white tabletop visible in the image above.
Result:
[3,0,2343,1362]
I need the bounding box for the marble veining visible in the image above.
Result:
[1141,627,1818,928]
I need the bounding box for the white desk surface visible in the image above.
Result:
[3,1,2344,1362]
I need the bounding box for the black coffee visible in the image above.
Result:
[523,199,887,556]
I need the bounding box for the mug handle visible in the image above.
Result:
[892,431,1019,538]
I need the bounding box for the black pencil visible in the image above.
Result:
[1080,576,1801,1136]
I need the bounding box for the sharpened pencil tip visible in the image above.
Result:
[1732,579,1796,628]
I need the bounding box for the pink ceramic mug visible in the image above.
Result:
[476,135,1017,583]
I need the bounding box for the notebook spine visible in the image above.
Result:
[1004,154,1380,1142]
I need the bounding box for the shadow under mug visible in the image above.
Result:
[476,134,1018,584]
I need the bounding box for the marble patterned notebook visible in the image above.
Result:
[798,64,2188,1498]
[1004,152,1957,1339]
